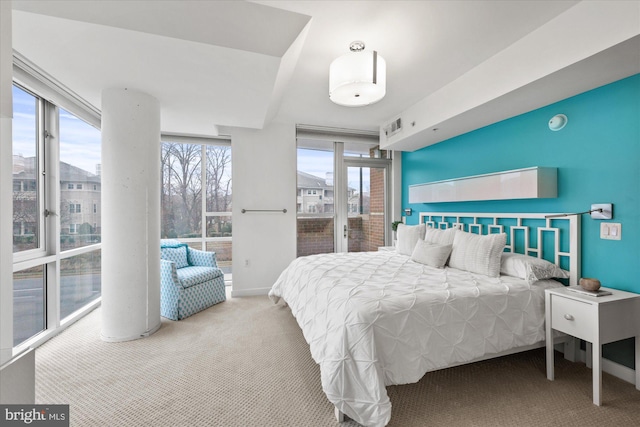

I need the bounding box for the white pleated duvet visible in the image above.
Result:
[269,251,563,427]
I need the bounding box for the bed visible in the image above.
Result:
[269,212,579,427]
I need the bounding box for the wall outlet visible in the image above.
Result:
[600,223,621,240]
[244,259,250,267]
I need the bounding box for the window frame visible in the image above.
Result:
[12,84,46,263]
[9,56,103,355]
[160,136,232,279]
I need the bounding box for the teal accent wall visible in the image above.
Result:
[402,74,640,368]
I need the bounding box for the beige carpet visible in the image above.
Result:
[36,295,640,427]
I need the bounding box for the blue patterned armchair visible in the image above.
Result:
[160,239,226,320]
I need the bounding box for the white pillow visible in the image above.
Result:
[424,227,457,245]
[500,253,570,283]
[449,231,507,277]
[396,223,426,256]
[411,240,453,269]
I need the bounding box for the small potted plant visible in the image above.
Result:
[391,220,403,246]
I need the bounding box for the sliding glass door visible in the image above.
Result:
[297,129,391,256]
[338,162,389,253]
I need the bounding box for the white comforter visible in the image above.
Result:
[269,251,563,427]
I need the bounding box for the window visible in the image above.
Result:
[10,75,102,351]
[12,85,41,254]
[93,184,97,191]
[297,147,335,256]
[161,140,232,278]
[13,266,45,346]
[60,107,100,251]
[60,250,101,320]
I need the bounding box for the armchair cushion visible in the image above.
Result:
[188,248,218,268]
[161,245,189,269]
[177,266,224,289]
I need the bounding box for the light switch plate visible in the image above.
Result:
[601,222,621,240]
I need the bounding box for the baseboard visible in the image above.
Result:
[100,321,162,343]
[231,287,271,297]
[576,348,637,385]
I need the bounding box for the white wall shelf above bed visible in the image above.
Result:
[408,166,557,203]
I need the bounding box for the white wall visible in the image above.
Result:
[0,0,14,366]
[0,0,35,403]
[230,122,297,296]
[0,348,35,404]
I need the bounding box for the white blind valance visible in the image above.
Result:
[161,133,230,146]
[296,124,380,154]
[13,51,101,128]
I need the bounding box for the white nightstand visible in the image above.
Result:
[545,286,640,405]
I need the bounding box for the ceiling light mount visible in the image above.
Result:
[329,40,386,107]
[349,40,365,52]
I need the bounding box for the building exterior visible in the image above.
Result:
[296,170,334,215]
[296,170,362,215]
[13,155,101,248]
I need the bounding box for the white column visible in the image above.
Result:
[101,88,161,342]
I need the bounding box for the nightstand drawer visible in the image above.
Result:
[551,295,596,342]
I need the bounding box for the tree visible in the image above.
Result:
[161,143,176,237]
[205,146,232,236]
[160,143,202,237]
[12,190,37,233]
[160,142,232,239]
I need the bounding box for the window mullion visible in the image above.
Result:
[44,100,60,330]
[201,145,206,250]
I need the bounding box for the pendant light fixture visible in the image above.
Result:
[329,41,386,107]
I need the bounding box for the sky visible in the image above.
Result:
[297,148,371,192]
[13,83,370,191]
[13,85,101,175]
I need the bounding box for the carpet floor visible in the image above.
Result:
[36,295,640,426]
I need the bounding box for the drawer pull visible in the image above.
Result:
[564,314,575,321]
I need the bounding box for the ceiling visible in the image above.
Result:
[10,1,640,150]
